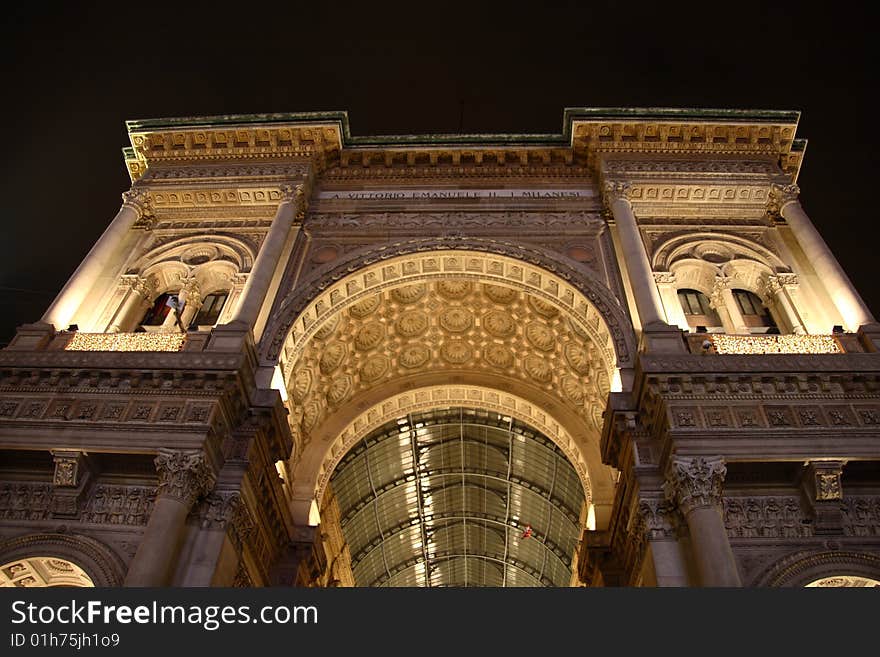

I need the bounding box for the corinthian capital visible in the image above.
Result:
[768,183,801,215]
[664,456,727,515]
[154,449,216,507]
[603,180,632,204]
[121,186,152,218]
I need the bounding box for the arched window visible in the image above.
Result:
[677,289,722,332]
[140,293,173,326]
[732,289,778,333]
[189,291,228,328]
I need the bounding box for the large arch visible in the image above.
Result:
[0,533,127,587]
[751,550,880,587]
[269,241,634,540]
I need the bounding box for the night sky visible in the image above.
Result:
[1,2,873,344]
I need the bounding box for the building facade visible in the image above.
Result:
[1,109,879,588]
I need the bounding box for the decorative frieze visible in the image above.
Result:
[841,497,880,537]
[723,496,812,538]
[0,483,52,521]
[80,485,156,526]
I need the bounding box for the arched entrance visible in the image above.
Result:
[267,246,634,585]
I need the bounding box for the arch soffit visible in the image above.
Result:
[261,238,636,371]
[652,231,788,273]
[311,383,596,513]
[0,533,127,587]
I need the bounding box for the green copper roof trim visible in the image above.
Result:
[125,107,801,149]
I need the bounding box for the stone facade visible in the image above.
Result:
[1,108,878,587]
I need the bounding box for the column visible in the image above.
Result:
[107,276,154,333]
[230,184,301,328]
[605,182,667,327]
[162,278,200,332]
[638,498,689,586]
[773,183,874,330]
[664,456,741,587]
[762,274,806,334]
[43,187,149,331]
[124,449,215,586]
[654,272,690,330]
[712,278,748,334]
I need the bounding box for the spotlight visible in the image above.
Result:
[701,339,714,354]
[66,324,79,332]
[832,325,844,334]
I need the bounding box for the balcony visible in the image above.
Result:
[63,332,188,352]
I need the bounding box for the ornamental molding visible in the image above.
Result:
[154,449,216,507]
[639,353,880,374]
[0,350,245,370]
[321,163,591,181]
[126,125,340,182]
[148,186,296,210]
[121,187,152,218]
[140,162,310,183]
[304,211,605,233]
[663,456,727,514]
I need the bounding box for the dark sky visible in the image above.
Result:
[0,2,873,344]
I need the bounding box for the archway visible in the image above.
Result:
[0,534,126,587]
[267,245,634,585]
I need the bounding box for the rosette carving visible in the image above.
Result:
[440,340,472,364]
[437,280,472,299]
[525,322,555,351]
[391,283,427,304]
[399,345,430,369]
[483,283,517,304]
[483,311,516,338]
[349,294,381,318]
[439,308,473,333]
[319,342,347,374]
[355,322,384,351]
[396,311,429,338]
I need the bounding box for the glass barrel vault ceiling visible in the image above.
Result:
[329,407,586,587]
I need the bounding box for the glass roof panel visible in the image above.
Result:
[330,407,587,587]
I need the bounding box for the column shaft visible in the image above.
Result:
[124,449,214,587]
[124,496,191,586]
[682,506,740,586]
[231,189,298,328]
[43,191,146,330]
[781,196,874,329]
[610,196,666,326]
[720,287,749,334]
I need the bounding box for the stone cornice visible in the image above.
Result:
[123,107,803,183]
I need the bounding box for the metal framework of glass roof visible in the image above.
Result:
[330,407,586,587]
